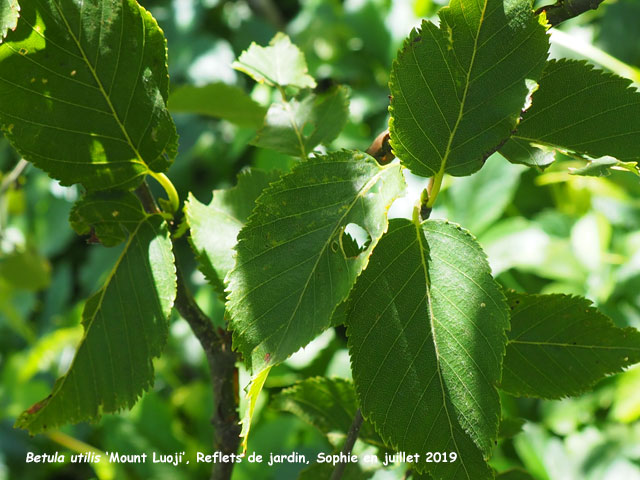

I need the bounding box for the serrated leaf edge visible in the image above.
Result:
[225,151,404,370]
[15,214,176,433]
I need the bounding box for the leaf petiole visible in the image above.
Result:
[426,168,444,208]
[149,171,180,214]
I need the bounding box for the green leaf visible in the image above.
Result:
[15,213,176,434]
[502,60,640,167]
[271,377,383,447]
[499,137,555,168]
[389,0,548,177]
[568,156,639,177]
[0,0,19,42]
[185,168,280,292]
[227,151,405,372]
[240,365,271,453]
[501,292,640,399]
[233,32,316,89]
[0,0,178,191]
[70,191,148,247]
[0,247,50,291]
[347,218,509,479]
[168,82,267,128]
[251,85,350,158]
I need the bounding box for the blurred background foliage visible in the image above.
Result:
[1,0,640,479]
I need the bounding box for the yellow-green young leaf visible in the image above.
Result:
[568,157,639,177]
[70,191,149,247]
[251,85,350,158]
[501,292,640,399]
[0,0,19,42]
[389,0,548,177]
[233,32,316,89]
[168,82,267,128]
[347,219,509,479]
[0,0,178,191]
[226,151,405,372]
[185,169,281,293]
[15,213,176,434]
[239,365,271,454]
[271,377,383,448]
[502,60,640,167]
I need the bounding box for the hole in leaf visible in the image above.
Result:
[341,223,371,258]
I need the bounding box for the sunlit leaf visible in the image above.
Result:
[251,86,350,158]
[185,168,280,292]
[389,0,549,177]
[227,151,405,372]
[0,0,19,42]
[0,0,178,191]
[568,156,639,177]
[502,292,640,399]
[239,365,271,454]
[233,32,316,89]
[502,60,640,167]
[347,219,509,478]
[15,213,176,434]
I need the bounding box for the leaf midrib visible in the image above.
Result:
[510,339,640,350]
[250,165,391,361]
[24,215,148,425]
[413,218,472,479]
[52,1,149,171]
[437,0,489,177]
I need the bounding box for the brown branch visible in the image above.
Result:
[537,0,607,27]
[330,409,364,480]
[134,181,161,215]
[174,269,240,480]
[137,181,240,480]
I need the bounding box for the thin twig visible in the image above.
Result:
[0,159,29,238]
[0,158,29,196]
[137,180,240,480]
[330,409,364,480]
[537,0,607,27]
[135,181,161,215]
[174,268,240,480]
